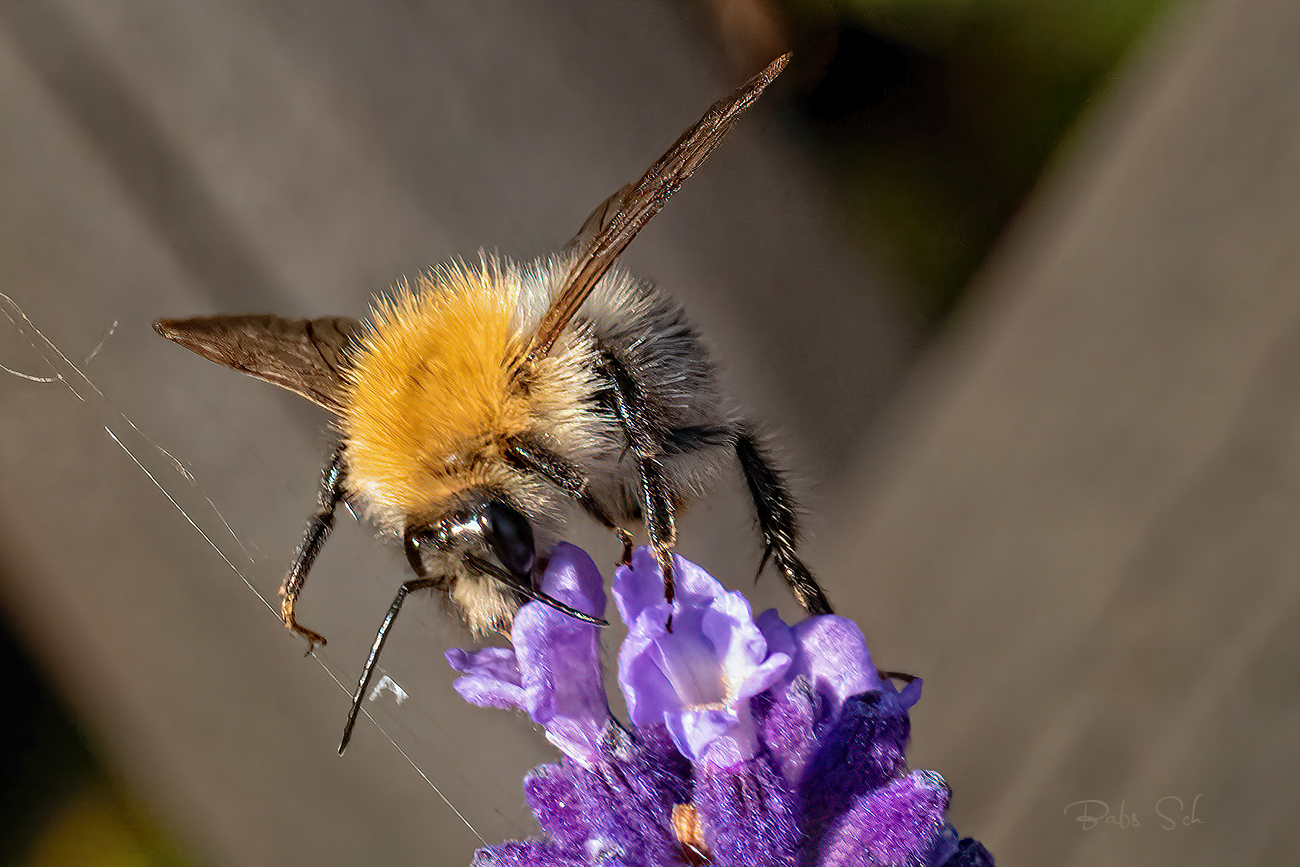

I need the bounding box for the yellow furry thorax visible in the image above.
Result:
[339,258,533,526]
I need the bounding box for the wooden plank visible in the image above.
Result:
[819,0,1300,863]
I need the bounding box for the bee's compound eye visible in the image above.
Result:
[485,500,535,580]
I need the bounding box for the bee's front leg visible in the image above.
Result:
[280,444,346,652]
[503,437,635,566]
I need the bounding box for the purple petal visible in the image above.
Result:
[538,542,607,618]
[618,548,794,763]
[667,707,750,765]
[621,601,734,716]
[446,646,526,711]
[670,552,736,606]
[736,652,793,702]
[621,605,761,763]
[755,608,796,659]
[618,607,684,728]
[788,616,882,720]
[613,548,727,627]
[696,755,799,867]
[799,691,912,852]
[702,593,791,700]
[513,545,610,764]
[816,770,951,867]
[893,676,923,711]
[650,609,728,708]
[925,824,960,867]
[612,546,669,625]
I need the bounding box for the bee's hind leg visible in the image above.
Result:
[734,426,834,615]
[280,444,346,652]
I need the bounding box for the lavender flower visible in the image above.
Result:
[617,547,791,767]
[447,546,994,867]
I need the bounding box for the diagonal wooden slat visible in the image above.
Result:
[820,0,1300,864]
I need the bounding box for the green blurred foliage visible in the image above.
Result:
[23,780,192,867]
[0,624,194,867]
[779,0,1178,319]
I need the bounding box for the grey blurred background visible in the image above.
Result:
[3,0,1296,864]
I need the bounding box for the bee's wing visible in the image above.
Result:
[532,53,791,357]
[153,314,361,412]
[562,182,635,258]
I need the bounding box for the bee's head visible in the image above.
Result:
[405,491,604,636]
[410,493,535,582]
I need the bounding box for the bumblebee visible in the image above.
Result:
[155,54,831,752]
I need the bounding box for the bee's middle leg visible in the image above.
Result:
[599,353,678,606]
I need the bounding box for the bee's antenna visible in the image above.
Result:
[339,529,441,754]
[465,555,608,626]
[339,573,437,755]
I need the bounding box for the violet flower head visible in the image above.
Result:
[448,547,994,867]
[617,547,791,767]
